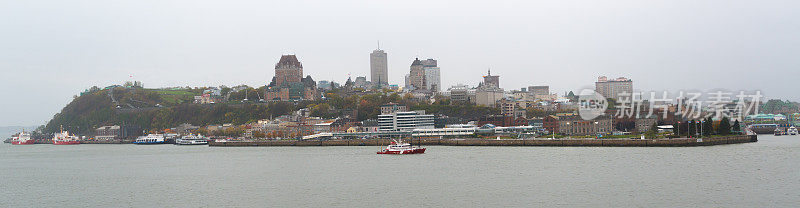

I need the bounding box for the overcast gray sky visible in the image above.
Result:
[1,0,798,126]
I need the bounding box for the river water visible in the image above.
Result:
[2,135,799,207]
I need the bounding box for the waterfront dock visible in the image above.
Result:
[209,135,757,147]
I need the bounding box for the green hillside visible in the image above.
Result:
[44,87,297,135]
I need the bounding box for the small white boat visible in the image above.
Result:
[134,134,166,144]
[377,139,425,155]
[788,126,798,135]
[176,134,208,145]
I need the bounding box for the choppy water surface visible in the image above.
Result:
[2,135,799,207]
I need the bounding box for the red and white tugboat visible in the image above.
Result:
[53,126,80,145]
[11,130,35,145]
[377,139,426,154]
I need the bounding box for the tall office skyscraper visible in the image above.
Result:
[421,59,440,92]
[370,46,388,87]
[408,58,425,91]
[406,58,441,92]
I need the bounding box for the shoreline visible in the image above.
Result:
[208,135,757,147]
[8,135,757,147]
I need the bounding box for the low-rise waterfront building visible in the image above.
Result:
[635,116,658,133]
[360,119,380,132]
[544,115,612,136]
[745,114,787,122]
[94,125,142,141]
[478,115,528,127]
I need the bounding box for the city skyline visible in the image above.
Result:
[2,0,799,126]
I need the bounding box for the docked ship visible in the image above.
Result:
[11,130,35,145]
[134,134,166,144]
[377,139,426,154]
[788,126,798,135]
[53,126,80,145]
[748,124,779,134]
[175,134,208,145]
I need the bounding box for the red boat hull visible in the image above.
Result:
[11,140,35,145]
[377,148,426,154]
[53,141,80,145]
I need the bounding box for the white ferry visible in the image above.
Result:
[133,134,166,145]
[176,134,208,145]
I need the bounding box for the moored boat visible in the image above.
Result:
[175,134,208,145]
[133,134,166,145]
[774,128,784,136]
[788,126,798,135]
[11,130,35,145]
[377,139,426,154]
[53,126,80,145]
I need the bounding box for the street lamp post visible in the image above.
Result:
[700,120,704,138]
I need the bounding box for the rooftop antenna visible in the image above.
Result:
[377,40,380,50]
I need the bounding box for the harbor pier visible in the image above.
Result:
[209,135,757,147]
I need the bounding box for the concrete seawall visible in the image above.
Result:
[209,135,757,147]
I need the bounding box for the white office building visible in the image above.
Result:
[424,67,440,92]
[378,110,435,132]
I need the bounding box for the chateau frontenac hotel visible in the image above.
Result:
[265,55,320,101]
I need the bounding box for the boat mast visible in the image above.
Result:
[408,133,412,147]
